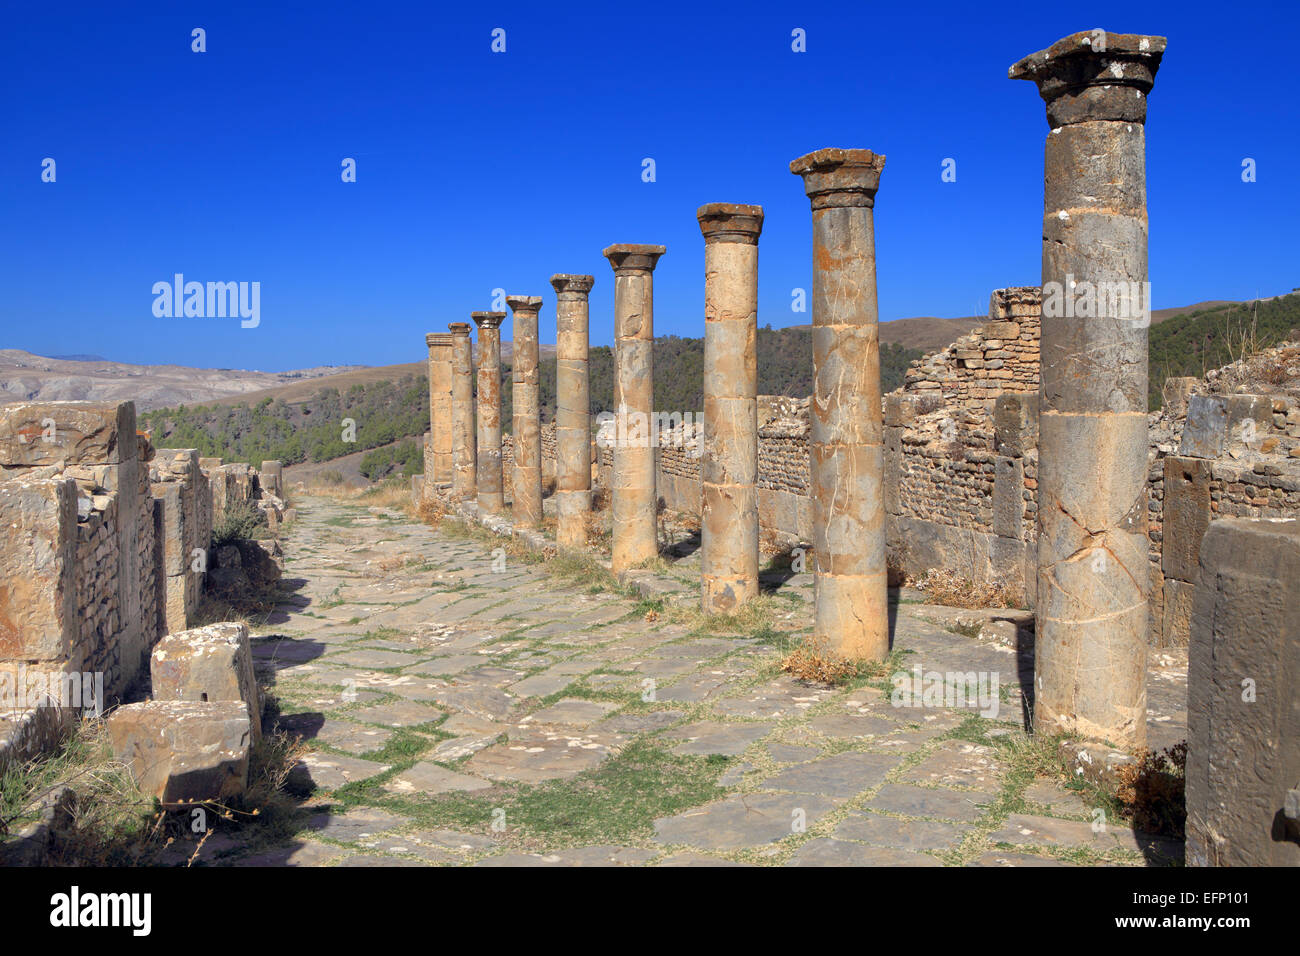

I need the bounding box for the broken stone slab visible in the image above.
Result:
[1179,395,1228,459]
[151,622,262,742]
[107,700,251,805]
[0,400,137,467]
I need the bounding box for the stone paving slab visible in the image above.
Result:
[665,720,774,756]
[832,812,971,851]
[383,761,492,795]
[475,846,658,867]
[290,752,391,791]
[898,740,1005,792]
[653,792,837,850]
[759,751,902,799]
[785,839,944,866]
[864,783,991,823]
[465,728,626,783]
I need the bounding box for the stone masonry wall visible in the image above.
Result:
[0,401,275,774]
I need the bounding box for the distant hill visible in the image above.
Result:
[0,349,362,411]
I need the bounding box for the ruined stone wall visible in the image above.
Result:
[0,401,278,772]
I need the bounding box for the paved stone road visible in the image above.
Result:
[195,495,1186,867]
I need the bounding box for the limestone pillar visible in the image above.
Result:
[448,322,477,502]
[506,296,543,529]
[790,149,888,661]
[423,332,454,495]
[602,244,665,574]
[551,274,595,549]
[471,311,505,515]
[698,203,763,613]
[1012,30,1165,749]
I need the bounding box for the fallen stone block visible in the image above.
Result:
[151,622,262,741]
[107,700,250,805]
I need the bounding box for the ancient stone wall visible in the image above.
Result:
[0,401,277,773]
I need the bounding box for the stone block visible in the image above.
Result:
[992,456,1025,538]
[1179,395,1227,459]
[151,621,261,738]
[107,700,251,805]
[994,393,1038,457]
[1186,517,1300,866]
[0,401,136,467]
[1162,456,1212,583]
[1161,578,1195,648]
[151,622,262,741]
[884,394,917,428]
[0,478,78,662]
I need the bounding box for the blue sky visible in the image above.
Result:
[2,0,1295,371]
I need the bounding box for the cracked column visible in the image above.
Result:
[698,204,763,613]
[551,274,595,549]
[471,311,505,515]
[791,149,888,661]
[448,322,477,502]
[423,332,454,497]
[1012,30,1165,749]
[506,295,544,530]
[603,244,666,574]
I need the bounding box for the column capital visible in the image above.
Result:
[1010,29,1166,127]
[603,244,666,275]
[471,311,506,330]
[550,273,595,295]
[425,332,454,348]
[505,295,543,315]
[790,148,886,210]
[697,203,764,245]
[448,322,472,336]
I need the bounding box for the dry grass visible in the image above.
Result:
[779,642,857,684]
[1,708,311,866]
[914,567,1017,609]
[1113,742,1187,839]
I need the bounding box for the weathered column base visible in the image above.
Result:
[555,489,592,550]
[813,572,889,660]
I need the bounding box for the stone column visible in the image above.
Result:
[551,274,595,549]
[506,296,543,529]
[471,311,505,515]
[448,322,477,502]
[790,149,888,661]
[1012,30,1165,749]
[698,203,763,613]
[423,332,454,495]
[602,244,666,574]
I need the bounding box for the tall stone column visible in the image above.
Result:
[698,203,763,613]
[423,332,454,496]
[506,296,543,529]
[448,322,477,502]
[790,149,888,661]
[471,311,505,515]
[551,274,595,549]
[1012,30,1165,749]
[603,244,666,574]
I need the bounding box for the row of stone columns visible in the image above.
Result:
[417,28,1163,752]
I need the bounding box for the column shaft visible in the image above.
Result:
[1012,30,1165,748]
[448,323,477,501]
[551,274,596,549]
[603,244,666,574]
[698,204,762,613]
[791,148,889,661]
[506,296,543,529]
[424,333,454,494]
[472,312,505,515]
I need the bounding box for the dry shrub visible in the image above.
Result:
[780,640,856,685]
[416,495,448,528]
[1114,742,1187,838]
[915,567,1016,609]
[644,609,659,623]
